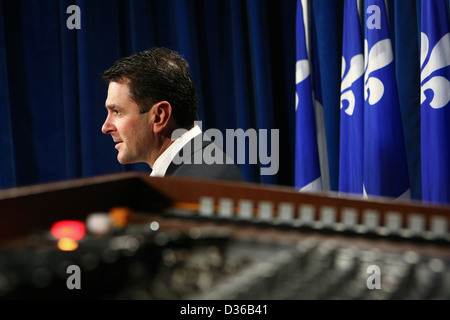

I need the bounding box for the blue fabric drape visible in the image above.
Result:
[310,0,343,192]
[394,1,422,200]
[0,1,15,187]
[0,0,296,188]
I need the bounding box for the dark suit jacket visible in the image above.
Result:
[165,137,247,183]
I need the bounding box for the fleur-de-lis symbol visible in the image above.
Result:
[340,54,364,115]
[295,59,311,111]
[364,39,394,105]
[420,32,450,109]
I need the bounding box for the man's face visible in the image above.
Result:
[102,81,153,165]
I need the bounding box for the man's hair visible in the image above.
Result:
[102,47,199,128]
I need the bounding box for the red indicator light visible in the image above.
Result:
[51,220,86,241]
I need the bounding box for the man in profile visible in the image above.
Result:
[101,47,246,182]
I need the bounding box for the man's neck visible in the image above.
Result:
[149,124,201,175]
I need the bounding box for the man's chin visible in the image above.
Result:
[117,155,138,165]
[117,155,130,165]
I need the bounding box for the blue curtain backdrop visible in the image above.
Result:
[0,0,445,205]
[0,0,297,188]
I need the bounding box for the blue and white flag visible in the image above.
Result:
[420,0,450,204]
[295,0,329,192]
[339,0,364,196]
[363,0,410,198]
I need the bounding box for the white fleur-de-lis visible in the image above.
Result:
[420,32,450,109]
[295,59,311,111]
[340,54,364,115]
[364,39,394,105]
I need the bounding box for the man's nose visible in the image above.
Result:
[102,117,115,134]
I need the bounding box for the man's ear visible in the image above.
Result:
[151,101,173,133]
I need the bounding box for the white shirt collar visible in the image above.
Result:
[150,124,202,177]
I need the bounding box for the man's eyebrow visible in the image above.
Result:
[106,104,120,110]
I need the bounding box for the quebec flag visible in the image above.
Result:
[363,0,410,198]
[295,0,329,192]
[339,0,364,196]
[420,0,450,204]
